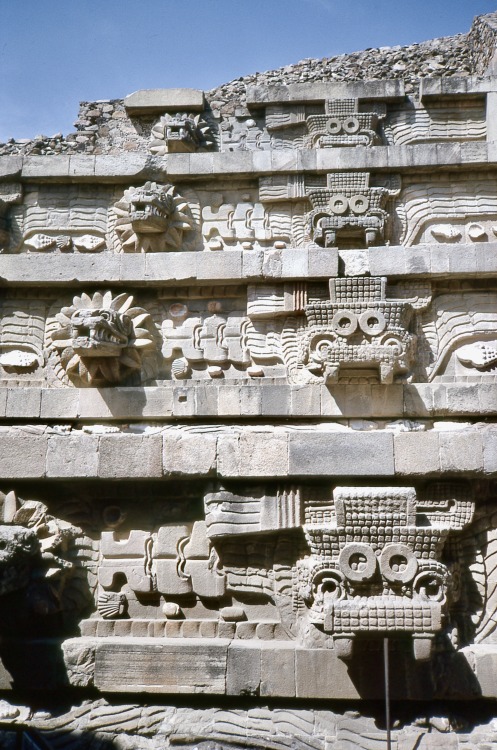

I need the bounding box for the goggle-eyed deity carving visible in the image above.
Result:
[302,276,416,384]
[305,98,385,148]
[307,172,397,248]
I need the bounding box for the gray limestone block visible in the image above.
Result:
[479,385,497,414]
[124,88,205,113]
[98,434,162,478]
[217,385,243,416]
[246,79,404,106]
[288,431,394,476]
[261,385,291,416]
[172,386,196,417]
[22,155,70,178]
[0,254,121,284]
[290,385,321,417]
[163,432,217,476]
[403,385,434,418]
[295,648,358,700]
[475,243,497,273]
[260,643,295,697]
[483,429,497,474]
[40,389,79,419]
[226,642,261,696]
[46,434,99,478]
[439,431,484,473]
[120,253,146,281]
[281,248,308,278]
[0,432,46,478]
[470,646,497,698]
[239,385,262,415]
[448,245,477,274]
[189,153,215,175]
[0,156,23,179]
[215,151,255,175]
[0,390,7,418]
[194,385,219,416]
[197,251,242,280]
[271,151,299,173]
[308,247,339,278]
[405,248,430,275]
[394,431,440,475]
[460,141,488,164]
[242,250,264,279]
[165,153,191,176]
[80,387,173,420]
[369,246,407,277]
[94,638,228,693]
[251,151,272,173]
[93,154,150,179]
[430,244,451,275]
[239,432,289,477]
[146,252,198,282]
[68,155,95,178]
[5,387,41,418]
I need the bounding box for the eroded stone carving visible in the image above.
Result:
[307,172,399,248]
[113,182,195,252]
[305,99,385,148]
[150,112,215,154]
[48,291,159,386]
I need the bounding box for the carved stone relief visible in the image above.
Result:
[150,112,215,154]
[112,182,197,252]
[46,291,160,386]
[384,100,486,145]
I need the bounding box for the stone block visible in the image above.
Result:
[120,253,146,281]
[172,386,196,417]
[145,253,198,282]
[226,642,261,696]
[0,155,23,178]
[288,431,394,476]
[290,385,321,417]
[308,247,339,277]
[281,248,308,278]
[163,432,217,476]
[124,88,205,113]
[483,429,497,474]
[68,155,95,177]
[261,385,290,416]
[260,643,295,697]
[93,154,149,179]
[239,385,262,415]
[22,155,70,177]
[479,385,497,414]
[196,251,242,280]
[5,387,41,418]
[472,646,497,698]
[295,648,358,699]
[369,246,406,276]
[217,386,242,416]
[195,385,219,416]
[80,388,173,419]
[46,434,99,478]
[394,431,440,475]
[215,151,254,175]
[94,639,227,693]
[0,389,8,418]
[439,431,483,472]
[242,250,264,279]
[239,432,289,477]
[403,385,433,417]
[0,432,46,478]
[40,389,79,419]
[98,434,162,478]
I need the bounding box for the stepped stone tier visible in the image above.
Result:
[2,10,497,750]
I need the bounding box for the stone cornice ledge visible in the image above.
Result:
[0,424,493,479]
[1,142,495,183]
[0,383,495,421]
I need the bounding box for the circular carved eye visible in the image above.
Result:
[343,117,360,134]
[339,543,377,582]
[349,194,370,214]
[414,572,446,602]
[359,310,386,336]
[326,117,342,135]
[380,544,418,584]
[329,194,349,215]
[331,311,358,337]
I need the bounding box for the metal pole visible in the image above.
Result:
[383,637,391,750]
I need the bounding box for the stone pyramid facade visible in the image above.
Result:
[0,10,497,750]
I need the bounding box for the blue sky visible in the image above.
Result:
[1,0,496,142]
